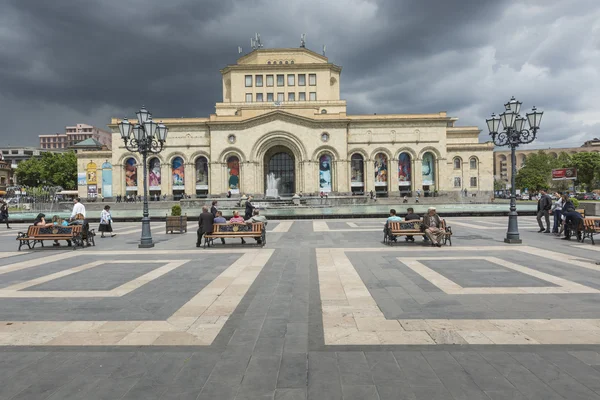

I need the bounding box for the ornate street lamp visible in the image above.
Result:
[486,97,543,243]
[119,106,168,248]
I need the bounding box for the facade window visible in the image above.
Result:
[245,75,252,87]
[470,158,477,169]
[277,93,284,102]
[277,74,284,86]
[298,92,306,101]
[256,93,263,102]
[454,177,462,188]
[287,74,295,86]
[266,75,274,87]
[309,74,316,85]
[453,158,461,169]
[288,92,295,101]
[309,92,317,101]
[470,177,477,187]
[298,74,306,86]
[245,93,252,102]
[255,75,263,87]
[267,93,274,102]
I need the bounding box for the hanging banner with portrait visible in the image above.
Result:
[227,156,240,194]
[195,157,209,190]
[172,157,185,190]
[374,153,388,187]
[86,162,97,185]
[350,154,364,187]
[101,162,113,198]
[149,158,161,191]
[125,158,137,191]
[398,153,411,187]
[422,152,435,186]
[319,154,332,192]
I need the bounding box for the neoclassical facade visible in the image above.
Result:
[78,47,494,199]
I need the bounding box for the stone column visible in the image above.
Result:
[184,161,195,196]
[413,157,423,193]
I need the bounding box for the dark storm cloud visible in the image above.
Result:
[0,0,598,148]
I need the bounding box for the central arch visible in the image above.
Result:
[264,145,295,196]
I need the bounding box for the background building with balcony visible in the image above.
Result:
[39,123,112,150]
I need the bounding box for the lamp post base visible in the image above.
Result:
[138,243,155,248]
[504,238,522,244]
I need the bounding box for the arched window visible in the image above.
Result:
[172,157,185,191]
[148,158,161,191]
[124,158,137,192]
[453,157,462,169]
[195,157,209,195]
[227,156,240,194]
[350,154,364,194]
[398,152,411,194]
[319,154,333,193]
[470,157,477,170]
[374,153,388,195]
[422,152,436,190]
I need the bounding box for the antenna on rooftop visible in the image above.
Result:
[322,44,326,56]
[300,33,306,48]
[256,33,263,48]
[238,46,243,54]
[251,33,263,50]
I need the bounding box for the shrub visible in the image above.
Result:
[171,204,182,216]
[572,198,580,208]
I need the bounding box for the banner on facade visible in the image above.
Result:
[86,162,97,185]
[125,158,137,191]
[172,157,185,190]
[102,162,113,198]
[319,154,332,193]
[149,158,161,191]
[227,156,240,194]
[552,167,577,180]
[398,153,411,187]
[77,173,86,186]
[422,152,435,186]
[374,153,388,187]
[87,185,97,198]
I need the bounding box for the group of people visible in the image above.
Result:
[196,200,267,247]
[536,190,583,240]
[386,206,446,247]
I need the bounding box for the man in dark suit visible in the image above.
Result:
[536,189,552,233]
[245,196,255,220]
[210,200,218,217]
[404,207,420,242]
[197,206,214,248]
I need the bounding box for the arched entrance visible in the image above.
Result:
[264,146,295,196]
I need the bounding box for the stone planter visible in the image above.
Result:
[166,215,187,234]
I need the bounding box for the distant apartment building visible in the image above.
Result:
[39,123,112,150]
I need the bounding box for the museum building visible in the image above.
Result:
[77,47,494,199]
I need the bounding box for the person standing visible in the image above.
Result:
[196,206,214,248]
[423,207,444,247]
[244,196,255,220]
[99,205,116,238]
[70,198,86,221]
[536,189,552,233]
[211,200,218,217]
[551,191,564,234]
[0,201,11,229]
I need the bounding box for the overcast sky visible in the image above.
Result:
[1,0,599,149]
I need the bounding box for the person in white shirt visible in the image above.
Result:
[551,191,564,234]
[70,198,86,221]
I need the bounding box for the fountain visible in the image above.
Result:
[265,173,280,199]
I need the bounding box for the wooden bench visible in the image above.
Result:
[576,208,585,217]
[16,224,96,251]
[581,218,600,245]
[384,219,452,246]
[203,223,265,248]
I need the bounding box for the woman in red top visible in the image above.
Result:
[228,211,246,244]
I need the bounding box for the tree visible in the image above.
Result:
[15,151,77,189]
[570,152,600,191]
[514,151,556,191]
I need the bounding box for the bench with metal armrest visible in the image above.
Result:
[16,224,95,251]
[203,222,265,248]
[384,219,452,246]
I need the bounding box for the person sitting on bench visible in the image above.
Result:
[385,209,403,242]
[404,207,420,242]
[245,209,267,245]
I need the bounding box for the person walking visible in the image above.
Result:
[551,191,564,234]
[536,189,552,233]
[70,198,86,221]
[423,207,444,247]
[99,205,116,238]
[196,206,214,248]
[210,200,218,217]
[244,196,255,220]
[0,201,11,229]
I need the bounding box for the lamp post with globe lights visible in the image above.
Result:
[118,106,168,248]
[486,97,543,244]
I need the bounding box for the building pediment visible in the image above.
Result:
[209,110,347,131]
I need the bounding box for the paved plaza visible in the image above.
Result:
[2,216,600,399]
